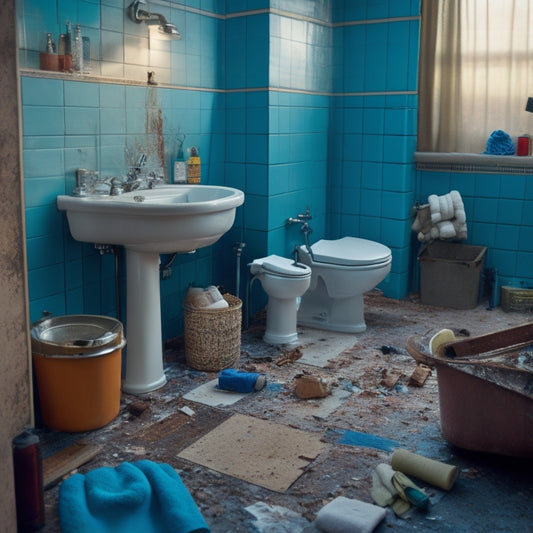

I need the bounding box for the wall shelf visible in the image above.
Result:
[415,151,533,175]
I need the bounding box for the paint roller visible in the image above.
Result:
[391,449,459,491]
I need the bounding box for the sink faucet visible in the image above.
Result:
[127,154,147,181]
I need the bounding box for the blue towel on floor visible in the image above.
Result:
[59,460,210,533]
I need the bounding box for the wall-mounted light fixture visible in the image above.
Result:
[127,0,181,40]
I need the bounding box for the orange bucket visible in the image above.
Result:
[31,315,125,432]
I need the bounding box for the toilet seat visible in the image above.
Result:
[306,237,391,266]
[250,255,311,277]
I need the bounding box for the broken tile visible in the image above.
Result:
[324,428,399,452]
[296,328,359,367]
[183,378,250,407]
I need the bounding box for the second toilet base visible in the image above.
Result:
[263,330,299,345]
[264,297,301,345]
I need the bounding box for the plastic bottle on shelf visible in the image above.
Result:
[172,135,187,184]
[72,23,83,73]
[187,147,201,184]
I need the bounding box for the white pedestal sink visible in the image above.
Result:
[57,185,245,394]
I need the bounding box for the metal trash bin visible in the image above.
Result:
[31,315,125,432]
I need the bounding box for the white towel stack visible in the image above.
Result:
[411,190,467,243]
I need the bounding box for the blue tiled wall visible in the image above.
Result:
[19,0,422,338]
[21,74,230,340]
[19,0,532,343]
[328,3,420,299]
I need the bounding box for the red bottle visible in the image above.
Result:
[12,431,45,531]
[517,135,531,156]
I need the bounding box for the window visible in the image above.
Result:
[418,0,533,153]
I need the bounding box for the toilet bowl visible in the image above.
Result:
[297,236,392,333]
[250,255,312,345]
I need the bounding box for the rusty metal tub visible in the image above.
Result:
[406,323,533,458]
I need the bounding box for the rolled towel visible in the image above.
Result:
[449,190,464,210]
[454,208,466,224]
[371,464,428,516]
[315,496,386,533]
[455,223,468,240]
[371,463,398,506]
[391,449,459,491]
[429,195,441,224]
[437,220,456,239]
[439,194,453,221]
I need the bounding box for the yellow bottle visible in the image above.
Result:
[187,147,201,184]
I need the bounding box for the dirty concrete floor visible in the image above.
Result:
[37,292,532,532]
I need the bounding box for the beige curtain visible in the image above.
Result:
[418,0,533,153]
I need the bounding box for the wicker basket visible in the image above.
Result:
[184,293,242,371]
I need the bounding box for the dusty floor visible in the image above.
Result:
[37,292,532,532]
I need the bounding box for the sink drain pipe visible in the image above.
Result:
[95,244,122,322]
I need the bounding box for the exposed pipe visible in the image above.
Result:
[233,242,245,298]
[287,205,314,261]
[94,244,122,322]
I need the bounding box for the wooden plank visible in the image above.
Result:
[43,441,101,489]
[441,323,533,358]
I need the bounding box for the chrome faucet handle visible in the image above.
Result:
[136,154,147,169]
[297,206,312,221]
[110,177,124,195]
[288,206,312,224]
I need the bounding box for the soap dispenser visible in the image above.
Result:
[172,134,186,184]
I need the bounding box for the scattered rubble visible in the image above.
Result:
[37,292,533,532]
[408,364,432,387]
[294,374,332,399]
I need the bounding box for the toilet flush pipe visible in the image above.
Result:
[233,242,245,298]
[245,273,260,330]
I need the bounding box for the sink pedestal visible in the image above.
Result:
[122,249,167,394]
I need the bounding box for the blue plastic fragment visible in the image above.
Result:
[326,428,399,452]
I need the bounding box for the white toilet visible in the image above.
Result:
[250,255,312,345]
[297,236,392,333]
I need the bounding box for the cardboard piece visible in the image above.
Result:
[177,413,327,492]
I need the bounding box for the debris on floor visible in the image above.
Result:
[218,368,266,392]
[177,413,327,492]
[43,441,101,489]
[314,496,387,533]
[379,368,403,388]
[245,501,310,532]
[294,374,332,399]
[323,428,399,452]
[408,364,432,387]
[36,292,533,532]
